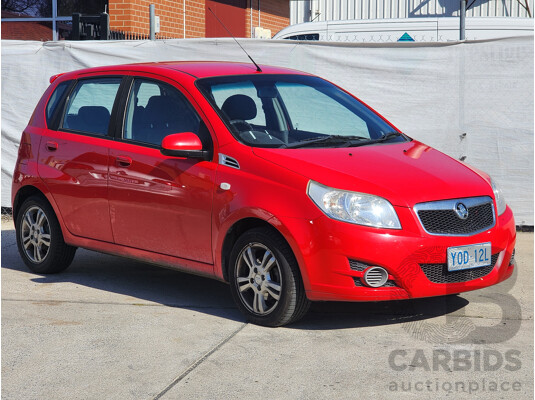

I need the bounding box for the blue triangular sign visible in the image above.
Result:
[398,32,415,42]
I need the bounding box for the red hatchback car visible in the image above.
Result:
[12,61,516,326]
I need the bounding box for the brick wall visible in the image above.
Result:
[109,0,205,39]
[185,0,205,38]
[109,0,289,39]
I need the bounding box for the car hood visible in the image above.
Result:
[252,141,493,208]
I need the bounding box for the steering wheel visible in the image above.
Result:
[230,119,253,132]
[238,129,285,146]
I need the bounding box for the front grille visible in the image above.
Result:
[415,197,495,236]
[354,278,397,287]
[349,259,368,271]
[420,254,499,284]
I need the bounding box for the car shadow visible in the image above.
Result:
[294,295,469,330]
[2,228,468,330]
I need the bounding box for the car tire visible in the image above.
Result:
[229,227,310,327]
[15,196,76,274]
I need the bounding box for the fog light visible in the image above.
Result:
[362,267,389,287]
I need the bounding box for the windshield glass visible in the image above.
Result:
[196,74,406,148]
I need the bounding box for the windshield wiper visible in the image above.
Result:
[346,132,405,148]
[284,135,369,149]
[283,132,404,149]
[376,132,403,142]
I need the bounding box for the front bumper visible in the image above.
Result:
[278,205,516,302]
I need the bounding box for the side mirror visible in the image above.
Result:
[160,132,210,160]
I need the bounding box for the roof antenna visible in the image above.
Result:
[208,7,262,72]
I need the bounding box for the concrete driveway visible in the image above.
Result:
[2,218,533,399]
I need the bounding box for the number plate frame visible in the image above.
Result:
[447,242,492,272]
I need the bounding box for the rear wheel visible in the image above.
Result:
[15,196,76,274]
[229,227,310,327]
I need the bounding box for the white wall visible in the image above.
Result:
[291,0,534,24]
[1,37,533,224]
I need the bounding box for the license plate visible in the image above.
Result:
[447,242,491,272]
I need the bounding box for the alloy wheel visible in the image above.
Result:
[235,243,282,315]
[20,206,51,263]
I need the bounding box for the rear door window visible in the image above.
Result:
[62,78,121,135]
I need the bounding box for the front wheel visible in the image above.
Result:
[15,196,76,274]
[229,227,310,327]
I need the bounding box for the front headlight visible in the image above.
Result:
[307,181,401,229]
[490,178,507,216]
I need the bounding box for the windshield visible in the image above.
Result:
[196,74,407,148]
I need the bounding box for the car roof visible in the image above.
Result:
[62,61,307,80]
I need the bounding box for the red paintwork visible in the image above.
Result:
[253,143,494,207]
[49,73,65,83]
[12,61,516,302]
[161,132,203,151]
[108,140,216,265]
[37,128,114,242]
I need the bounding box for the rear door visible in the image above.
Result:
[107,76,216,267]
[38,76,123,242]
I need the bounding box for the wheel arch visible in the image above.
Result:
[13,184,77,274]
[12,185,49,222]
[220,217,293,283]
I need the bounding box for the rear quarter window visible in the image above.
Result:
[46,81,71,127]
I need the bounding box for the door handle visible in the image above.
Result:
[46,141,58,151]
[116,156,132,168]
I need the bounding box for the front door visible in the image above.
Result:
[107,77,216,266]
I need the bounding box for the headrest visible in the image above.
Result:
[221,94,257,121]
[78,106,110,122]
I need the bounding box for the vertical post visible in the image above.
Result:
[72,13,81,40]
[100,12,109,40]
[149,4,155,40]
[52,0,57,41]
[183,0,186,38]
[250,0,253,38]
[258,0,261,27]
[460,0,466,40]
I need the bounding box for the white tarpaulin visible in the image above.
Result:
[2,36,533,224]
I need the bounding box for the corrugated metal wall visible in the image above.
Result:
[291,0,534,24]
